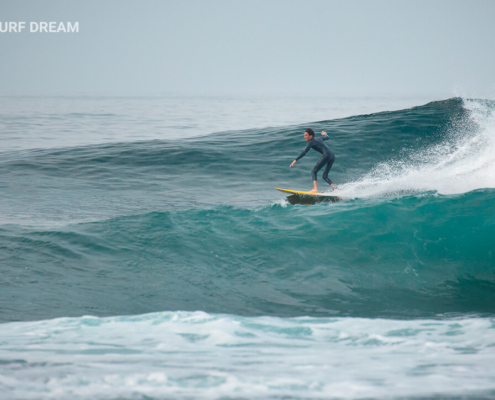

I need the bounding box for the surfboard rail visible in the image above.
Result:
[276,188,338,197]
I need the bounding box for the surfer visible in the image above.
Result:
[290,128,336,193]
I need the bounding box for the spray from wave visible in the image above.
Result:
[337,98,495,198]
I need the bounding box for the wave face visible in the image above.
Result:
[2,192,495,321]
[0,97,475,225]
[1,97,495,322]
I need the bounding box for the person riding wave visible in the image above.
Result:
[290,128,336,193]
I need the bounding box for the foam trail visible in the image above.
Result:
[1,312,495,399]
[337,98,495,198]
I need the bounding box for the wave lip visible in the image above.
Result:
[1,311,495,399]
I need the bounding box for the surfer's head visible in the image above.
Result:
[304,128,314,141]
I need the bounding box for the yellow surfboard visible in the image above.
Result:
[276,188,338,197]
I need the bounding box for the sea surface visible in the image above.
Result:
[1,95,494,399]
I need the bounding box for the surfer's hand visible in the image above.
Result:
[321,131,327,136]
[290,160,296,168]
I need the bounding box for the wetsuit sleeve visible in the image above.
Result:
[322,134,330,141]
[295,143,312,161]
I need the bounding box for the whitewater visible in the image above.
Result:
[1,95,494,399]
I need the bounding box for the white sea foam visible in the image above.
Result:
[337,98,495,199]
[0,312,494,399]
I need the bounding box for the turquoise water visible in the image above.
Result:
[1,96,494,398]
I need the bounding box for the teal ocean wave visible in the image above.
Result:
[1,98,494,322]
[2,189,494,321]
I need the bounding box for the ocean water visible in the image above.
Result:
[1,95,494,399]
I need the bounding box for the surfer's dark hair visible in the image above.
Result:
[305,128,315,137]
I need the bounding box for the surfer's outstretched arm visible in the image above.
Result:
[296,143,311,161]
[321,131,329,141]
[290,142,312,167]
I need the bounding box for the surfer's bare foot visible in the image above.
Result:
[331,184,337,191]
[308,188,318,193]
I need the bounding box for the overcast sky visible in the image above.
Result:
[1,0,494,96]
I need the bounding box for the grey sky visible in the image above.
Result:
[1,0,494,96]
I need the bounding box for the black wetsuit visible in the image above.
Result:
[295,135,335,185]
